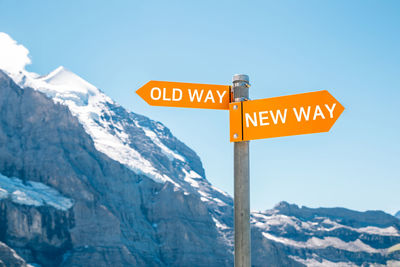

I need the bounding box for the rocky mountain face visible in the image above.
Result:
[0,70,238,266]
[0,241,31,267]
[0,58,399,266]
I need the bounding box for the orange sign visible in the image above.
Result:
[230,90,344,142]
[136,81,231,110]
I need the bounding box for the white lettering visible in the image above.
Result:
[313,105,325,120]
[216,90,227,103]
[172,88,182,101]
[188,89,204,102]
[270,109,287,124]
[150,87,162,100]
[245,112,258,127]
[259,111,270,126]
[162,88,171,101]
[325,103,336,118]
[204,90,215,103]
[293,106,311,122]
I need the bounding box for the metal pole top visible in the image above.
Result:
[232,74,250,101]
[232,74,250,83]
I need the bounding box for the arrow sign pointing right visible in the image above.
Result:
[230,90,345,142]
[136,81,231,110]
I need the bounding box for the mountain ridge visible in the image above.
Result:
[272,201,400,229]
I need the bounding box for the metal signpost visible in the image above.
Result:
[136,75,344,267]
[231,74,251,267]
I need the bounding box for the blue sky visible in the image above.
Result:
[1,0,399,214]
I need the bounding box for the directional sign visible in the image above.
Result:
[229,90,344,142]
[136,81,231,110]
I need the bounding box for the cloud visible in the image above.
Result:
[0,32,31,73]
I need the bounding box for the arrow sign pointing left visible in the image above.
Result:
[136,81,231,110]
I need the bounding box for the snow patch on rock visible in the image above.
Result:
[252,211,400,237]
[0,173,73,210]
[262,232,382,253]
[142,126,185,162]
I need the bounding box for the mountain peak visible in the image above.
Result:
[40,66,98,94]
[273,201,298,211]
[46,65,67,76]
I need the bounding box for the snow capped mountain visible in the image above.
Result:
[396,211,400,220]
[0,67,235,266]
[252,202,400,266]
[0,45,235,263]
[11,65,234,236]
